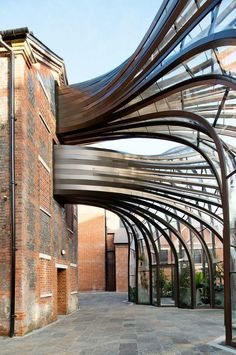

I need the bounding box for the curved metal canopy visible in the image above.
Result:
[55,0,236,347]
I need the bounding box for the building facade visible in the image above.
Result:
[78,206,128,293]
[78,206,106,291]
[0,28,78,336]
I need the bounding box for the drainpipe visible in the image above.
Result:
[0,35,16,337]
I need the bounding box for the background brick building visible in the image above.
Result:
[78,206,106,291]
[78,206,128,293]
[0,28,78,336]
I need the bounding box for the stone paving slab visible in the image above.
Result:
[0,292,234,354]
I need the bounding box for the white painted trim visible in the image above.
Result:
[40,207,51,217]
[56,263,68,269]
[39,112,51,133]
[38,155,50,173]
[40,293,52,298]
[71,291,78,295]
[39,253,51,261]
[70,263,77,268]
[37,72,50,102]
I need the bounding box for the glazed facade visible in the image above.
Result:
[55,0,236,347]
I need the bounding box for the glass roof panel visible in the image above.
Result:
[215,0,236,32]
[184,50,222,76]
[216,46,236,75]
[184,12,212,46]
[156,64,191,90]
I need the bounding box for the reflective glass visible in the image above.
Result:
[231,272,236,343]
[179,260,192,308]
[215,0,236,33]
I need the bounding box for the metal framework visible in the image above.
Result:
[55,0,236,347]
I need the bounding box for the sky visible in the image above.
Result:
[0,0,180,155]
[0,0,159,83]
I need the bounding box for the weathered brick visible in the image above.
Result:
[40,211,51,255]
[27,71,35,107]
[26,201,36,251]
[27,258,36,290]
[27,111,35,143]
[0,34,78,336]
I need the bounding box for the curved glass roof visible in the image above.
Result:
[54,0,236,348]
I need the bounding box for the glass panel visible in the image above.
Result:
[229,169,236,344]
[177,0,198,29]
[229,173,236,249]
[129,275,136,302]
[216,46,236,76]
[231,272,236,342]
[158,24,177,52]
[214,258,224,307]
[156,64,191,90]
[179,260,192,308]
[129,245,136,302]
[215,0,236,33]
[184,12,211,46]
[152,267,158,306]
[160,249,168,263]
[138,270,150,303]
[184,50,221,76]
[222,90,236,125]
[137,243,150,304]
[160,265,175,306]
[195,263,211,308]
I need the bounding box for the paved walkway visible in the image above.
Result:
[0,292,232,354]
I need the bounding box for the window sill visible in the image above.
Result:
[40,293,52,298]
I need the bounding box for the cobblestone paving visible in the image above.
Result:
[0,292,234,354]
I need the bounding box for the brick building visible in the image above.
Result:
[78,206,128,293]
[0,28,78,336]
[78,206,106,291]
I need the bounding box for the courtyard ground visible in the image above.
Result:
[0,292,234,354]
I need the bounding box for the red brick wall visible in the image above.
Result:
[70,266,77,292]
[39,259,52,295]
[39,162,50,211]
[0,37,79,336]
[0,53,11,335]
[78,208,130,293]
[115,244,128,292]
[78,214,105,291]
